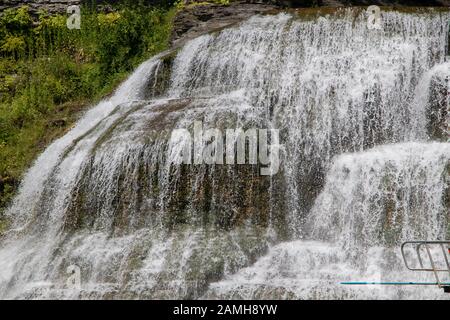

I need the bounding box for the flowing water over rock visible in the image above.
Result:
[0,9,449,299]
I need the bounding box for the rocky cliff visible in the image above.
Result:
[1,0,449,16]
[170,0,450,46]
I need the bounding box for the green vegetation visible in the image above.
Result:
[175,0,230,11]
[0,3,176,211]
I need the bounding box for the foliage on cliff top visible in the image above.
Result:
[174,0,230,11]
[0,4,175,210]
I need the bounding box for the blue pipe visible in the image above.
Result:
[341,282,450,286]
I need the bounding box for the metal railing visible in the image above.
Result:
[401,241,450,290]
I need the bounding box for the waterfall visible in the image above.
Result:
[309,142,450,249]
[0,8,448,299]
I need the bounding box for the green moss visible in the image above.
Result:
[0,216,9,236]
[175,0,230,11]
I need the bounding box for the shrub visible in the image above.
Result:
[0,35,26,57]
[0,3,175,211]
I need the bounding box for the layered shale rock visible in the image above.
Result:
[0,0,81,14]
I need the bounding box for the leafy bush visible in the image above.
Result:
[0,3,175,211]
[1,35,26,57]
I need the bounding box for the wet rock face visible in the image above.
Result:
[317,0,450,6]
[63,98,287,236]
[170,0,450,50]
[0,5,449,299]
[427,75,449,141]
[170,2,278,47]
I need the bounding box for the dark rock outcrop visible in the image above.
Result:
[171,2,278,47]
[427,75,450,141]
[0,0,81,14]
[2,0,448,17]
[285,0,450,6]
[170,0,449,46]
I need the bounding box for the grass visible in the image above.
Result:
[0,3,176,211]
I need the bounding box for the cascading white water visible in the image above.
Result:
[206,142,449,299]
[0,57,167,298]
[0,8,448,299]
[309,142,449,249]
